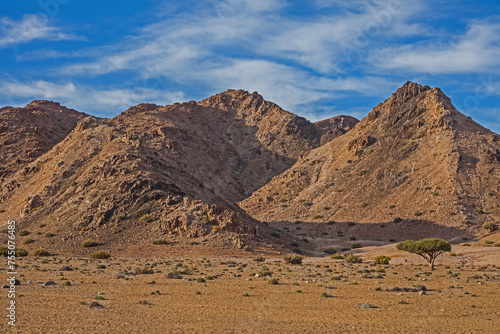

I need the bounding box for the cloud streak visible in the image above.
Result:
[0,14,80,48]
[371,21,500,74]
[0,79,185,116]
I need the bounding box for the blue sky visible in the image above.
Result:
[1,0,499,133]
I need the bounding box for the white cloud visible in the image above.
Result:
[61,0,425,78]
[371,22,500,74]
[0,14,81,48]
[0,79,185,116]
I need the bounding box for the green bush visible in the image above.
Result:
[0,246,8,256]
[139,214,155,224]
[284,254,303,265]
[268,278,279,285]
[482,222,497,232]
[331,253,344,259]
[19,230,30,236]
[343,252,362,263]
[34,248,49,257]
[81,239,98,248]
[135,266,154,274]
[23,238,35,245]
[16,249,28,257]
[90,251,110,259]
[257,268,273,277]
[152,239,168,245]
[393,217,403,223]
[270,231,280,238]
[374,255,391,265]
[290,241,299,247]
[359,202,367,208]
[351,243,362,249]
[323,248,336,255]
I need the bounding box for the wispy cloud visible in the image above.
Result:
[0,14,81,48]
[371,21,500,74]
[0,79,184,116]
[53,0,417,114]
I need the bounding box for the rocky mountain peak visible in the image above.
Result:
[390,81,431,106]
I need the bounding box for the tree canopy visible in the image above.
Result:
[397,238,451,270]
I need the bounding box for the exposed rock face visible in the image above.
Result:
[1,83,497,253]
[240,82,500,231]
[0,100,86,179]
[0,90,355,251]
[315,115,359,145]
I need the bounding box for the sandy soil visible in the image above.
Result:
[1,241,499,334]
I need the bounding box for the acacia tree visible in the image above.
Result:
[397,238,451,271]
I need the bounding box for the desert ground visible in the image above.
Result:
[2,235,499,334]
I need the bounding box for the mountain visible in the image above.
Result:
[315,115,359,145]
[0,100,86,179]
[240,82,500,236]
[0,90,354,254]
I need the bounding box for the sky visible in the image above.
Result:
[0,0,499,133]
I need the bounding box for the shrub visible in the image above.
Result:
[324,248,337,255]
[393,217,403,223]
[19,230,30,236]
[331,253,344,259]
[482,222,497,232]
[23,238,35,245]
[45,232,55,238]
[313,214,323,219]
[152,239,168,245]
[253,256,265,262]
[268,278,279,285]
[302,238,308,243]
[257,268,273,277]
[284,254,303,265]
[358,170,367,176]
[270,231,280,238]
[350,236,357,241]
[348,222,355,227]
[81,239,98,248]
[359,202,367,208]
[212,226,220,234]
[166,270,183,279]
[290,241,299,247]
[327,221,336,225]
[343,252,362,263]
[397,238,451,270]
[351,243,362,249]
[135,266,154,274]
[90,251,110,259]
[16,249,28,257]
[34,248,49,257]
[374,255,391,265]
[0,246,8,256]
[139,214,155,224]
[484,240,493,245]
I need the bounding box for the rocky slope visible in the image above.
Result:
[0,90,353,253]
[240,82,500,236]
[0,100,86,179]
[315,115,359,145]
